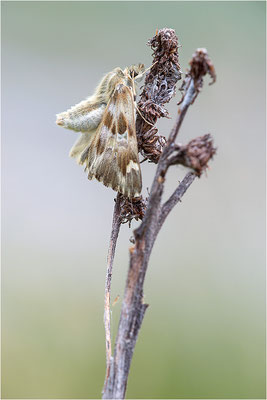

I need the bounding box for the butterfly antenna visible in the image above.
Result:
[135,104,154,126]
[139,61,158,78]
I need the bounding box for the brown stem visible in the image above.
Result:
[102,74,199,400]
[158,171,196,232]
[167,78,195,146]
[103,194,122,391]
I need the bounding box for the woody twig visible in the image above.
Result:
[102,28,216,399]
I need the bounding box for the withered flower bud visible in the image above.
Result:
[168,134,216,176]
[184,134,216,176]
[179,48,216,105]
[189,48,216,86]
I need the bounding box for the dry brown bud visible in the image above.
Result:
[168,134,216,176]
[183,134,216,175]
[189,48,216,86]
[179,48,216,105]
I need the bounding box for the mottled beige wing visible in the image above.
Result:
[56,101,106,132]
[79,83,142,198]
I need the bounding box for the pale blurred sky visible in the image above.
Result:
[2,2,266,399]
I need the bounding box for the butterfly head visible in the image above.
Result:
[124,63,145,82]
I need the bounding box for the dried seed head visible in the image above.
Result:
[184,134,216,176]
[179,48,216,105]
[136,28,182,163]
[189,48,216,86]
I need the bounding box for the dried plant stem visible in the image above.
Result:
[103,81,198,400]
[103,194,122,389]
[102,30,216,399]
[158,171,196,232]
[168,79,195,145]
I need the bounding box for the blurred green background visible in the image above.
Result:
[1,1,266,399]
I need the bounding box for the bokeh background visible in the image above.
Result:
[2,1,266,399]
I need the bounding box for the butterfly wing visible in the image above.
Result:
[56,100,106,133]
[79,83,142,198]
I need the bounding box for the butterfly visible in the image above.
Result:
[56,64,145,198]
